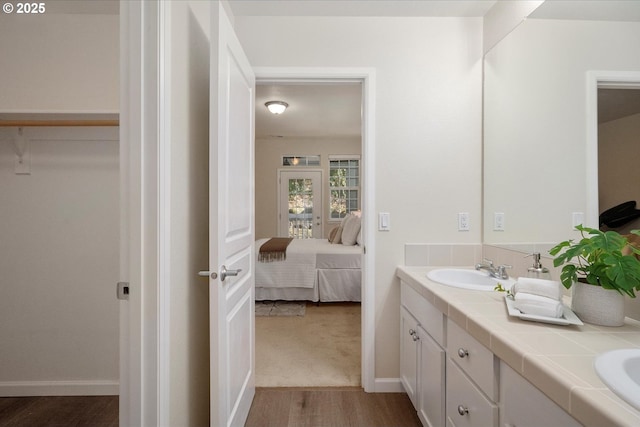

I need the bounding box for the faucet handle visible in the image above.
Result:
[497,264,512,279]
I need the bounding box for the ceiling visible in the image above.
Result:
[598,89,640,124]
[228,0,496,17]
[529,0,640,22]
[43,0,118,14]
[256,83,362,139]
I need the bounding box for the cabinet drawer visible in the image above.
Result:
[446,358,498,427]
[401,281,444,346]
[447,319,498,401]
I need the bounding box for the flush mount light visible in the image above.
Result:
[265,101,288,115]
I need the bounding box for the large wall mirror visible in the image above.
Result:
[483,0,640,253]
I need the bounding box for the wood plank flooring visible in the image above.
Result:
[246,387,422,427]
[0,390,420,427]
[0,396,118,427]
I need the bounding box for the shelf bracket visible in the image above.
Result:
[11,128,30,175]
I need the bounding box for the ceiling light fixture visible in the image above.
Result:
[265,101,288,115]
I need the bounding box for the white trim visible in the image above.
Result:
[254,66,377,392]
[328,154,361,160]
[120,1,161,426]
[586,71,640,228]
[373,378,405,393]
[158,1,172,426]
[0,381,119,397]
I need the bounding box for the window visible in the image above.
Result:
[282,155,321,167]
[329,157,360,219]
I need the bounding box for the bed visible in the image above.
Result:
[254,237,362,302]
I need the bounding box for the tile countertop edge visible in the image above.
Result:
[396,265,640,427]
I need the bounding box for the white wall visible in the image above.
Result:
[235,16,483,381]
[0,11,120,396]
[0,127,119,395]
[0,13,119,113]
[255,136,361,239]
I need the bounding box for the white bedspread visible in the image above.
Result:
[255,238,362,289]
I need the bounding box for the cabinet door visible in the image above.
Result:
[418,324,445,427]
[500,362,581,427]
[400,306,419,406]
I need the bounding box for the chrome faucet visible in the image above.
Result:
[475,258,512,280]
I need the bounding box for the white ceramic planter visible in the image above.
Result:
[571,281,625,327]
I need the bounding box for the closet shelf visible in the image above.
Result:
[0,119,118,127]
[0,112,119,127]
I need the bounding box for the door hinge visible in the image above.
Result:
[117,282,130,300]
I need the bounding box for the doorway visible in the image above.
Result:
[586,72,640,230]
[597,87,640,233]
[253,71,375,390]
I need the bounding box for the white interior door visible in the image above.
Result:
[278,169,323,238]
[209,3,256,426]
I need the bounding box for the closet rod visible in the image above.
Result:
[0,120,119,127]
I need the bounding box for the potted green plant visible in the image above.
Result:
[549,225,640,326]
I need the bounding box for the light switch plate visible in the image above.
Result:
[378,212,390,231]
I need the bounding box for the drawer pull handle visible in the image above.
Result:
[409,329,416,336]
[457,348,469,358]
[457,405,469,416]
[412,334,420,342]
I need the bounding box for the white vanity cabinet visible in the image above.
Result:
[400,281,445,427]
[446,319,499,427]
[500,361,581,427]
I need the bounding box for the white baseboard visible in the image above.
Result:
[0,380,119,396]
[374,377,405,393]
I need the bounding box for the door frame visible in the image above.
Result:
[120,1,172,425]
[277,168,324,238]
[255,67,376,392]
[586,71,640,228]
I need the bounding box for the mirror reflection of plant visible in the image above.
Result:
[549,225,640,297]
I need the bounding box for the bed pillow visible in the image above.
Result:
[356,228,362,246]
[341,214,361,246]
[330,214,352,244]
[328,226,341,244]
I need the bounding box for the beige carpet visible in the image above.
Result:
[256,301,306,316]
[255,302,361,387]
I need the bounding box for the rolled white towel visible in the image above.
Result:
[511,277,563,301]
[513,292,564,318]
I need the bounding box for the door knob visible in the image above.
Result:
[220,265,242,282]
[198,271,218,279]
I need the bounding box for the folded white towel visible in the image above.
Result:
[513,293,564,318]
[511,277,563,301]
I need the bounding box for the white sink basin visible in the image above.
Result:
[426,268,515,291]
[595,349,640,410]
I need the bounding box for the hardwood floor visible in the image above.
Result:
[246,387,422,427]
[0,389,420,427]
[0,396,118,427]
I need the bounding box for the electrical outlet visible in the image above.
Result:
[494,212,505,231]
[458,212,470,231]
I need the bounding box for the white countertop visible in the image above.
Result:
[396,266,640,427]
